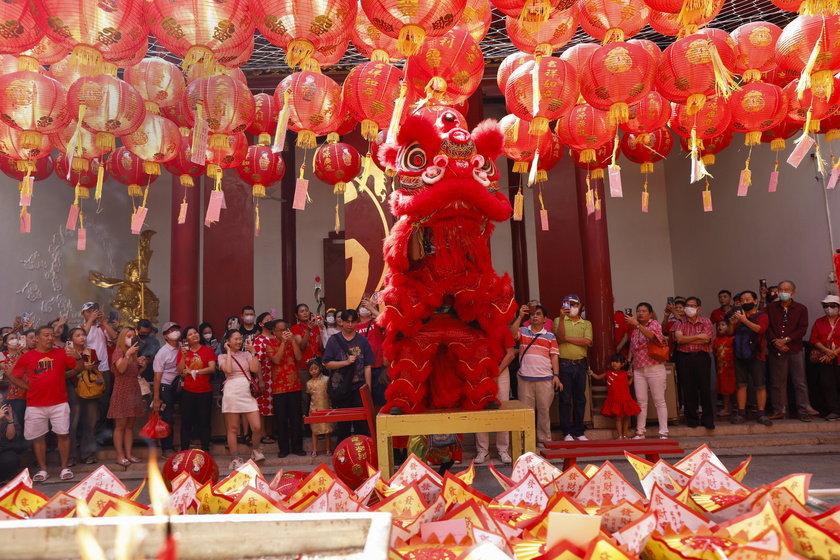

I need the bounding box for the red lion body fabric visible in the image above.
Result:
[377,109,517,414]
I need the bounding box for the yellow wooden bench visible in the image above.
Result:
[375,400,536,478]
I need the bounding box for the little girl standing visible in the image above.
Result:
[589,354,641,439]
[306,358,333,457]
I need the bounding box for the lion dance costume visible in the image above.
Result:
[377,108,517,414]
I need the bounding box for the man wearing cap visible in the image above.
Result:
[809,294,840,422]
[554,294,593,441]
[153,321,181,456]
[80,302,117,427]
[765,280,814,422]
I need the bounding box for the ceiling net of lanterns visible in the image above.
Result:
[0,0,830,235]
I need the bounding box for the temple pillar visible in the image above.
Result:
[169,173,201,326]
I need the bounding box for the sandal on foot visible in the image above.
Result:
[261,436,276,445]
[310,451,318,458]
[115,458,130,468]
[60,468,74,480]
[33,470,49,482]
[84,456,98,465]
[128,456,142,463]
[326,450,333,456]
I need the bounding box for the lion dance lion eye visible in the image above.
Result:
[480,158,497,177]
[401,143,427,172]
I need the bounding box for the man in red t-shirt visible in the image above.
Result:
[9,326,82,482]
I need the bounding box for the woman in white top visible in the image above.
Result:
[219,330,264,469]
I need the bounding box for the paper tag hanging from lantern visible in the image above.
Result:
[585,187,595,215]
[273,91,291,154]
[293,178,309,211]
[737,168,751,196]
[66,204,80,231]
[703,186,713,212]
[255,204,261,237]
[828,166,840,190]
[19,208,30,233]
[19,176,33,207]
[787,135,815,168]
[769,170,780,192]
[205,190,224,225]
[191,103,208,166]
[538,191,549,231]
[177,200,188,224]
[131,207,148,234]
[595,193,602,220]
[641,190,649,213]
[77,227,86,250]
[608,165,623,197]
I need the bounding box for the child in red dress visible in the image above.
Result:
[589,354,641,439]
[713,321,736,417]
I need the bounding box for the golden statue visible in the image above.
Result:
[89,230,160,328]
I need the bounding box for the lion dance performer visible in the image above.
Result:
[377,108,517,415]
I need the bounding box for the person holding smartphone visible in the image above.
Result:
[554,294,592,441]
[109,329,148,466]
[0,393,20,484]
[152,321,182,457]
[80,302,117,429]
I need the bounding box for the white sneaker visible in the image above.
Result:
[632,434,645,439]
[499,451,512,464]
[474,452,488,464]
[576,435,589,441]
[228,457,245,470]
[251,449,265,462]
[564,434,575,441]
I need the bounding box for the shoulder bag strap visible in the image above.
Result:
[229,353,251,379]
[520,333,543,357]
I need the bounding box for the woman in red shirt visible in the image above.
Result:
[809,295,840,421]
[176,326,217,452]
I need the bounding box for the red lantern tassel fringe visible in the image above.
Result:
[602,28,625,44]
[72,157,89,172]
[371,49,390,63]
[334,182,347,195]
[609,102,630,125]
[253,183,266,198]
[512,161,529,173]
[742,69,763,83]
[128,184,142,197]
[397,24,427,56]
[180,174,194,187]
[529,116,549,136]
[641,162,654,174]
[19,131,42,150]
[76,185,90,200]
[745,130,762,146]
[144,161,161,175]
[770,138,786,151]
[362,119,379,142]
[702,153,715,166]
[685,93,707,115]
[592,168,604,179]
[287,38,316,68]
[297,130,317,149]
[579,149,596,164]
[69,45,103,77]
[96,132,116,152]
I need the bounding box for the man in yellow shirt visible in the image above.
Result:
[554,295,593,441]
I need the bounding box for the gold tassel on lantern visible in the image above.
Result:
[513,187,524,220]
[334,182,347,194]
[180,174,195,187]
[95,163,104,201]
[296,130,317,149]
[592,168,605,179]
[72,157,90,172]
[182,45,215,77]
[273,90,291,153]
[327,132,340,144]
[258,133,271,146]
[702,153,715,166]
[102,62,118,77]
[96,132,116,152]
[519,0,552,26]
[710,42,740,98]
[371,49,390,63]
[76,184,90,200]
[512,161,529,173]
[742,68,763,83]
[253,183,266,198]
[15,160,34,173]
[815,141,827,174]
[641,162,654,173]
[69,44,104,77]
[770,138,787,152]
[387,81,409,144]
[19,131,42,150]
[397,24,427,56]
[608,102,630,125]
[255,203,261,237]
[810,118,822,133]
[742,157,753,187]
[745,130,762,146]
[579,149,596,164]
[334,201,341,234]
[685,93,707,115]
[537,170,547,182]
[797,26,825,99]
[144,161,161,175]
[17,55,38,72]
[144,101,161,115]
[424,76,448,101]
[209,134,230,150]
[800,0,838,16]
[529,117,549,136]
[301,58,322,73]
[287,38,316,68]
[361,119,379,142]
[127,184,142,197]
[602,28,625,44]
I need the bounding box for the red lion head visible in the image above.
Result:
[378,108,512,224]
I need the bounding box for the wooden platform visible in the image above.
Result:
[376,400,536,478]
[541,438,684,470]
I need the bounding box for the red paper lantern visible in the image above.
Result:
[0,153,53,183]
[580,42,654,125]
[506,7,577,55]
[186,75,255,151]
[669,96,732,139]
[335,109,358,136]
[163,132,206,187]
[314,140,362,193]
[162,450,219,491]
[123,113,182,174]
[162,98,193,132]
[206,133,249,190]
[641,0,681,13]
[763,66,799,88]
[679,128,733,165]
[731,22,782,83]
[332,435,375,489]
[646,0,722,37]
[729,82,789,145]
[770,0,802,10]
[655,32,738,113]
[621,91,671,136]
[50,119,108,171]
[405,27,484,106]
[34,0,148,75]
[146,0,254,75]
[0,1,42,55]
[459,0,492,43]
[628,39,662,68]
[821,110,840,143]
[342,61,405,141]
[621,128,673,173]
[572,142,611,178]
[351,6,404,63]
[761,120,800,152]
[536,131,563,182]
[577,0,649,43]
[110,146,159,196]
[359,0,467,56]
[0,121,51,177]
[506,56,578,135]
[500,114,553,172]
[0,71,69,151]
[20,36,68,67]
[783,77,840,133]
[47,55,84,89]
[248,93,279,147]
[66,74,146,152]
[556,103,616,163]
[253,0,357,69]
[776,15,840,99]
[497,52,534,93]
[54,152,104,198]
[274,71,343,148]
[235,144,286,197]
[124,58,186,116]
[560,42,599,92]
[493,0,566,17]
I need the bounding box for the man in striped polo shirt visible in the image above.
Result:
[511,304,562,447]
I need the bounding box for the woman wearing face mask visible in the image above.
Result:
[176,326,217,452]
[1,333,27,450]
[67,327,102,465]
[320,309,341,349]
[109,328,149,467]
[251,313,276,445]
[809,295,840,421]
[199,322,221,356]
[356,297,387,406]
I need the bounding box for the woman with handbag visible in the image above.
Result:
[626,302,670,439]
[809,295,840,421]
[219,330,265,469]
[176,326,217,452]
[67,328,103,465]
[109,328,149,467]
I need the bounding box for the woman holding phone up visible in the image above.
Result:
[109,328,148,467]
